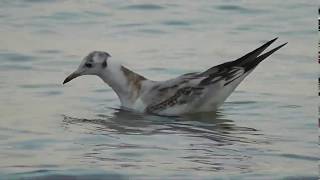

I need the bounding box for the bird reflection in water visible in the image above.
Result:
[63,109,262,145]
[62,109,267,173]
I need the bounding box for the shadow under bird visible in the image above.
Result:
[63,38,287,116]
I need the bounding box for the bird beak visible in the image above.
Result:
[63,71,81,84]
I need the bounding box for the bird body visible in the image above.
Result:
[63,38,286,116]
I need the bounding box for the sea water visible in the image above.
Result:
[0,0,317,179]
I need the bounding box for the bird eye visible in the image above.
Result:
[85,63,92,68]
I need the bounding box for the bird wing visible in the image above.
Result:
[144,72,205,113]
[144,67,245,114]
[144,38,287,114]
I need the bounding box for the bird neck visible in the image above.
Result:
[99,64,147,108]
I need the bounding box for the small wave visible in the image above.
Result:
[215,5,265,14]
[162,20,190,26]
[0,52,36,62]
[121,4,165,10]
[279,153,320,162]
[34,49,62,54]
[19,83,60,89]
[137,29,167,34]
[0,64,33,70]
[227,101,258,105]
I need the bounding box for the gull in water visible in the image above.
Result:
[63,38,286,116]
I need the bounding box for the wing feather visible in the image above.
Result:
[144,38,287,114]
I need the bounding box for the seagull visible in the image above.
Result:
[63,38,286,116]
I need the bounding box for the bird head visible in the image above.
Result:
[63,51,111,84]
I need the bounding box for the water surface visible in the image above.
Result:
[0,0,317,179]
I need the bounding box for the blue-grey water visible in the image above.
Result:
[0,0,317,179]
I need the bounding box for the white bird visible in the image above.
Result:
[63,38,286,116]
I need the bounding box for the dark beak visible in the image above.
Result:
[63,72,80,84]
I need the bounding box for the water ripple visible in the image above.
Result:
[34,49,62,54]
[162,20,191,26]
[0,0,315,179]
[121,4,165,10]
[63,110,269,175]
[215,5,267,14]
[0,52,36,62]
[19,83,60,89]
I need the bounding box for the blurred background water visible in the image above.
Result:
[0,0,317,179]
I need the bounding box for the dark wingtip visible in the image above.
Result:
[281,42,288,47]
[241,41,287,71]
[233,37,278,66]
[267,37,278,44]
[254,41,287,63]
[261,37,278,48]
[62,79,68,85]
[268,42,287,53]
